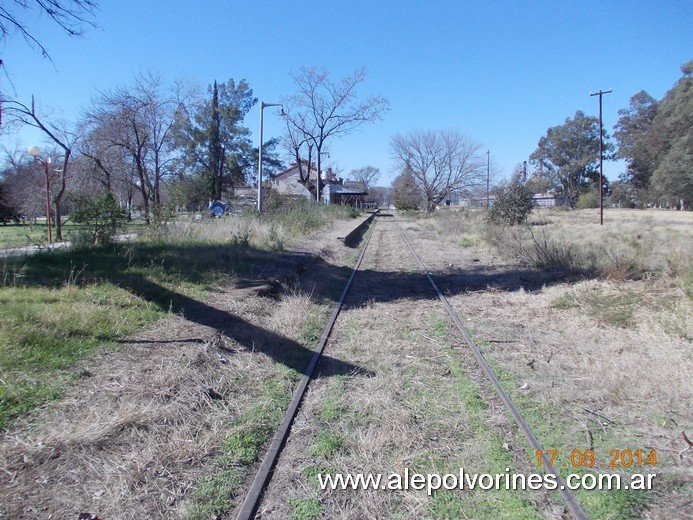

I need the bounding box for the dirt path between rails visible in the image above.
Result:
[256,216,563,518]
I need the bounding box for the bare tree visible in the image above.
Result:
[0,0,98,59]
[282,66,388,200]
[2,96,79,239]
[390,129,486,212]
[84,72,194,223]
[79,116,139,216]
[0,147,46,222]
[349,165,380,191]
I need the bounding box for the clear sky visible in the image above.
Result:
[1,0,691,186]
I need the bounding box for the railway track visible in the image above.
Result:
[236,214,587,520]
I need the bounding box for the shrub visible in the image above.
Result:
[71,191,127,245]
[392,171,422,210]
[489,183,534,225]
[576,188,600,209]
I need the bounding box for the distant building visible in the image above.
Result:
[270,161,317,199]
[322,183,368,206]
[531,192,566,207]
[458,195,496,207]
[270,162,368,206]
[457,191,566,208]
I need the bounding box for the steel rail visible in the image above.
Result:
[396,222,588,520]
[235,221,375,520]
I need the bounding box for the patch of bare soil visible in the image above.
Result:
[0,218,363,519]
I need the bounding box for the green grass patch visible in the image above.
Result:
[430,318,449,338]
[289,497,323,520]
[458,235,482,248]
[183,468,245,520]
[0,239,262,426]
[551,292,579,310]
[0,234,322,429]
[0,223,50,249]
[401,345,540,519]
[184,367,301,519]
[300,310,327,345]
[552,287,642,328]
[319,375,348,423]
[0,220,148,250]
[309,430,346,459]
[0,284,160,427]
[582,287,640,328]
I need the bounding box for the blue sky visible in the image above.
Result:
[1,0,691,186]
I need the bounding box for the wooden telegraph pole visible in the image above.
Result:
[590,89,612,225]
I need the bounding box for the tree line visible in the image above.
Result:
[0,73,271,235]
[0,66,389,233]
[529,59,692,210]
[392,59,692,212]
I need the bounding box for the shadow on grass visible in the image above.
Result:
[121,272,370,378]
[1,234,590,379]
[2,242,369,379]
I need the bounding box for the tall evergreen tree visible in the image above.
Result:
[175,78,257,201]
[649,60,693,207]
[208,81,224,200]
[613,60,693,207]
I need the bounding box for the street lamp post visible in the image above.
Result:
[27,145,53,243]
[257,102,283,212]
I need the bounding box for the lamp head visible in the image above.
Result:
[27,145,40,157]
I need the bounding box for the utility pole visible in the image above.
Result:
[486,150,490,208]
[590,89,612,225]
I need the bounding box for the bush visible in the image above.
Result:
[392,172,422,210]
[486,224,588,276]
[489,183,534,225]
[71,191,127,245]
[577,188,600,209]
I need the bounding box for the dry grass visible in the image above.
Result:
[3,208,688,519]
[257,218,556,519]
[0,293,292,518]
[408,208,692,518]
[0,211,367,519]
[527,208,693,280]
[161,202,362,253]
[449,279,692,518]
